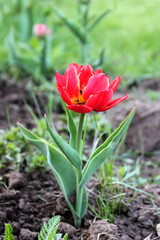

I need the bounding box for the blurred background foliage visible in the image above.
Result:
[0,0,159,85]
[0,1,159,219]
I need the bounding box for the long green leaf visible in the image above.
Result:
[7,34,19,65]
[80,187,88,218]
[87,9,112,32]
[52,7,86,43]
[7,34,37,75]
[91,108,136,159]
[45,115,81,168]
[113,181,155,198]
[18,123,48,155]
[92,47,105,69]
[46,144,80,218]
[18,123,76,196]
[65,108,77,149]
[79,108,136,188]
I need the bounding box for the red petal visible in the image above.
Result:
[83,73,110,100]
[79,65,94,89]
[68,63,83,73]
[56,80,72,105]
[95,69,103,74]
[66,65,80,98]
[86,89,113,110]
[109,77,122,93]
[95,95,128,112]
[67,104,93,113]
[56,72,66,87]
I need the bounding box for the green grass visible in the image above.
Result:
[0,0,159,83]
[52,0,160,81]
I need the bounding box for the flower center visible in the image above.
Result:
[71,90,86,105]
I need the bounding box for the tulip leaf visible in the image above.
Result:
[7,34,18,65]
[7,34,38,76]
[79,108,136,188]
[18,123,77,196]
[65,108,77,149]
[91,47,105,69]
[87,8,112,32]
[52,7,86,43]
[45,116,81,168]
[80,187,88,218]
[90,108,136,159]
[46,144,80,218]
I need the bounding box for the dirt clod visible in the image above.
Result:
[19,228,38,240]
[8,172,27,190]
[84,220,118,240]
[59,222,77,236]
[138,210,157,227]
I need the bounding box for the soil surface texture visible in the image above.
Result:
[0,78,160,240]
[0,169,160,240]
[0,78,48,130]
[1,77,160,152]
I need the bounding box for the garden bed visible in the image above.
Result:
[0,169,160,240]
[0,78,160,239]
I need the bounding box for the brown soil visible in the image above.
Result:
[0,78,160,239]
[1,77,160,153]
[109,79,160,153]
[0,169,160,240]
[0,78,48,130]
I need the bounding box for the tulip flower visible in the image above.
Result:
[33,23,50,38]
[33,24,51,76]
[18,62,135,228]
[56,63,128,113]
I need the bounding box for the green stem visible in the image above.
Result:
[75,113,85,227]
[80,41,90,65]
[40,37,47,76]
[75,170,84,228]
[76,113,85,155]
[79,0,91,65]
[26,6,33,40]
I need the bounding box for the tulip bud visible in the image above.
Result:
[33,24,50,38]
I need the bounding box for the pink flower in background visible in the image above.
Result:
[33,24,50,38]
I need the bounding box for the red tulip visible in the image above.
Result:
[56,63,128,113]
